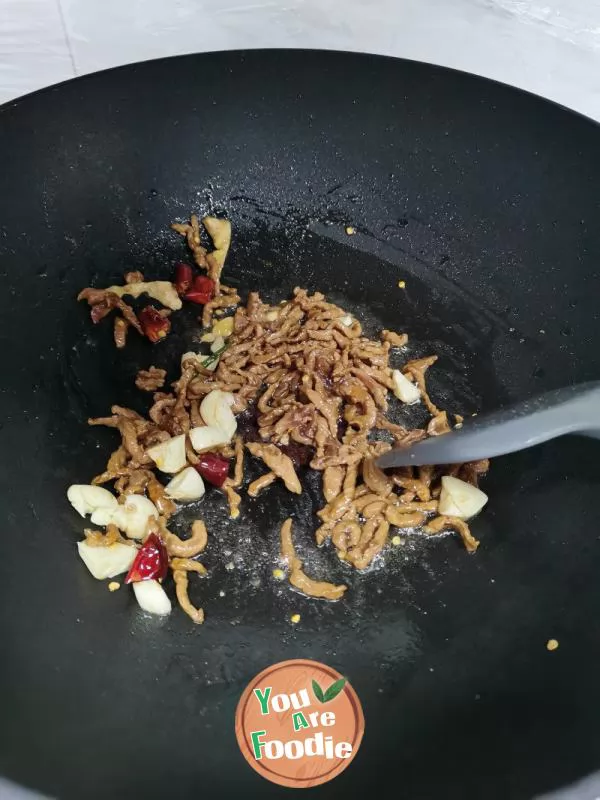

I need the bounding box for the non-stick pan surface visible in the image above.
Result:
[1,50,600,800]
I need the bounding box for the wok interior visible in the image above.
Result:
[1,50,600,800]
[68,224,505,604]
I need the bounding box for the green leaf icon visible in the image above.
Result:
[312,677,347,704]
[323,677,346,703]
[312,679,325,703]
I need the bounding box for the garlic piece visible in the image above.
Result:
[212,317,234,338]
[77,540,136,580]
[339,315,353,327]
[392,369,421,405]
[111,495,159,540]
[189,425,231,453]
[210,335,225,354]
[146,434,187,474]
[105,281,182,311]
[439,476,488,520]
[200,390,236,440]
[133,580,172,616]
[67,484,118,525]
[165,467,205,501]
[181,351,204,368]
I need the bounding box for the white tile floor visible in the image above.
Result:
[1,0,600,120]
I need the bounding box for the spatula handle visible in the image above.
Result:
[376,382,600,469]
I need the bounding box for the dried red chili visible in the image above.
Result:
[185,275,215,305]
[125,533,168,584]
[174,263,193,296]
[194,453,230,487]
[138,305,171,342]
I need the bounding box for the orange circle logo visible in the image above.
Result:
[235,659,364,788]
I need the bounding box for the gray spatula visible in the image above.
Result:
[376,381,600,469]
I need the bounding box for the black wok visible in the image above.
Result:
[1,49,600,800]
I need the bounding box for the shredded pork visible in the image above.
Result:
[173,569,205,624]
[75,213,490,623]
[280,518,347,601]
[135,366,167,392]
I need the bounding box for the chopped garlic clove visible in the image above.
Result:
[339,315,353,327]
[392,369,421,404]
[210,335,225,354]
[67,484,119,521]
[181,351,204,368]
[200,390,236,440]
[111,495,159,540]
[189,425,231,453]
[211,317,234,338]
[437,493,462,517]
[105,281,182,310]
[165,467,205,501]
[77,540,136,580]
[133,579,172,616]
[439,475,488,520]
[90,507,116,526]
[146,434,187,474]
